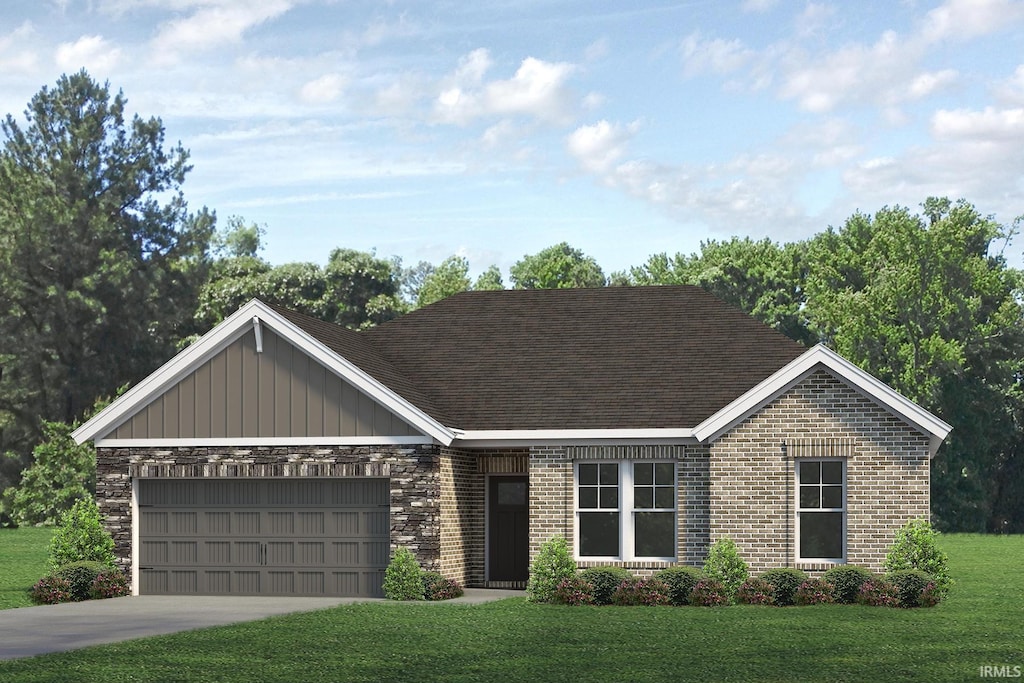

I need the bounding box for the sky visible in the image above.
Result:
[1,0,1024,279]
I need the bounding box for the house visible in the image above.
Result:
[72,286,952,597]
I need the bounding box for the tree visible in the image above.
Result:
[0,71,212,486]
[324,248,405,329]
[510,242,606,289]
[803,199,1024,531]
[416,255,471,307]
[629,238,813,344]
[212,215,265,258]
[473,265,505,291]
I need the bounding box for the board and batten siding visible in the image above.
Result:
[112,327,421,439]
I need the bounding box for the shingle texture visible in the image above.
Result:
[275,286,806,431]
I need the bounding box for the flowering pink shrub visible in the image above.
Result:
[794,579,836,605]
[688,578,730,607]
[422,572,464,601]
[29,575,73,605]
[918,581,941,607]
[737,578,776,606]
[89,570,130,599]
[553,576,595,605]
[611,578,671,606]
[856,578,900,607]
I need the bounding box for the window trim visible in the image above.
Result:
[794,457,847,563]
[574,459,677,562]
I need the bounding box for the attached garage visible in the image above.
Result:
[137,478,390,597]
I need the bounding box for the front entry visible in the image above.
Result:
[488,476,529,584]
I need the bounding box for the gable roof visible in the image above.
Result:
[73,285,951,451]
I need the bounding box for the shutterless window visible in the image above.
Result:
[797,460,845,561]
[576,461,676,561]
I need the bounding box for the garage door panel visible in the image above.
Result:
[138,478,389,597]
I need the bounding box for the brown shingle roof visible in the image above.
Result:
[306,285,804,431]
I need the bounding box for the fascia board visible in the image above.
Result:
[693,344,953,446]
[453,428,697,448]
[95,436,436,448]
[73,299,455,446]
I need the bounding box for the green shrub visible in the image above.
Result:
[887,569,934,608]
[29,575,72,605]
[527,536,577,603]
[421,571,464,601]
[382,547,424,600]
[822,565,874,604]
[90,569,131,599]
[553,576,595,606]
[611,578,671,606]
[653,566,706,606]
[737,577,775,605]
[702,537,748,601]
[794,578,836,605]
[48,498,116,570]
[758,567,807,607]
[55,561,110,601]
[856,577,900,607]
[884,518,952,595]
[688,578,730,607]
[580,566,634,605]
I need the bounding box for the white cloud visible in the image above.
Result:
[584,38,609,62]
[932,106,1024,141]
[0,21,38,74]
[566,119,639,173]
[55,35,122,73]
[908,69,959,98]
[795,2,836,37]
[435,50,577,125]
[149,0,293,65]
[995,64,1024,106]
[680,32,753,77]
[919,0,1024,44]
[299,73,347,104]
[741,0,778,13]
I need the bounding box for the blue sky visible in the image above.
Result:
[2,0,1024,279]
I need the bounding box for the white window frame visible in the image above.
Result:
[574,460,677,562]
[795,458,847,563]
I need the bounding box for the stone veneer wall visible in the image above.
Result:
[709,369,931,574]
[95,445,442,584]
[438,448,528,587]
[528,445,709,578]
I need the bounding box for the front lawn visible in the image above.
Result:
[0,534,1021,682]
[0,527,52,610]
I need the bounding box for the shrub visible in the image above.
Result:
[553,576,595,606]
[702,537,748,602]
[919,581,942,607]
[884,518,952,596]
[421,571,464,601]
[737,578,776,606]
[610,578,672,606]
[48,498,116,570]
[527,536,577,603]
[55,561,111,601]
[653,566,706,606]
[688,578,730,607]
[29,575,73,605]
[794,579,836,605]
[382,547,424,600]
[887,568,935,608]
[580,566,634,605]
[822,565,874,604]
[857,578,900,607]
[90,569,131,600]
[758,568,808,606]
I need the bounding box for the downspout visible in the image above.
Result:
[781,440,790,567]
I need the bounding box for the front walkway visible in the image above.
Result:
[0,589,524,660]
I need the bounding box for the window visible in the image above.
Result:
[576,461,676,560]
[796,459,845,561]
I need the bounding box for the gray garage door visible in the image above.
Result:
[137,478,389,597]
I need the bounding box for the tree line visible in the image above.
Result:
[1,71,1021,533]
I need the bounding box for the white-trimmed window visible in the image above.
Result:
[796,459,846,562]
[576,461,676,561]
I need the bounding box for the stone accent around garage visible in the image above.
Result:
[709,368,931,574]
[95,445,442,585]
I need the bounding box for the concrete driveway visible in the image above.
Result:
[0,589,522,660]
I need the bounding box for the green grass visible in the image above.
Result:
[1,534,1022,682]
[0,527,52,610]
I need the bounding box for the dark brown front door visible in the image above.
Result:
[488,476,529,582]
